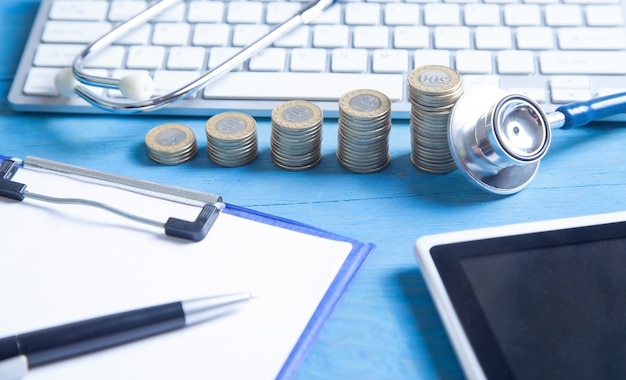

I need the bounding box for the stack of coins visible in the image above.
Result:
[336,89,392,173]
[205,112,258,167]
[270,100,323,171]
[145,123,198,165]
[408,65,463,174]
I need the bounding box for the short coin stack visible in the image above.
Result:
[408,65,463,174]
[145,123,198,165]
[205,112,258,167]
[336,89,392,173]
[270,100,323,171]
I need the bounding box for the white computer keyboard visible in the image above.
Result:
[8,0,626,119]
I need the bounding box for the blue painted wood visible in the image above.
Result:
[2,1,626,379]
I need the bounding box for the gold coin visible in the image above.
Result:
[271,100,323,131]
[205,112,256,142]
[145,123,197,165]
[205,112,258,167]
[339,89,391,121]
[408,65,463,97]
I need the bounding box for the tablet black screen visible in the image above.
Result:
[432,221,626,380]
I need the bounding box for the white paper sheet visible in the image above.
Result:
[0,168,354,379]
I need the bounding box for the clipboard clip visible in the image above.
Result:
[0,158,222,242]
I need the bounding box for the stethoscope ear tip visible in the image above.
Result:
[54,68,79,97]
[119,72,155,102]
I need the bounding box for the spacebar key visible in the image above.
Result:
[202,72,404,101]
[539,51,626,74]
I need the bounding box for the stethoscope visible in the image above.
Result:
[54,0,626,195]
[54,0,335,113]
[448,87,626,195]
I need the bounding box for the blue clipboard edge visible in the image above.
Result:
[224,204,376,379]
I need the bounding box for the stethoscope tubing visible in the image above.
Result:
[70,0,336,113]
[555,91,626,129]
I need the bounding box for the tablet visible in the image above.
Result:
[415,211,626,380]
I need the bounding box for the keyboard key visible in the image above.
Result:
[497,50,535,74]
[345,3,381,25]
[558,27,626,49]
[42,21,111,43]
[463,75,500,90]
[290,48,327,72]
[153,70,200,96]
[310,4,342,24]
[383,3,419,25]
[187,2,225,23]
[424,4,460,25]
[503,4,541,25]
[127,46,166,69]
[266,2,301,24]
[202,72,404,101]
[464,4,501,25]
[313,25,350,48]
[585,5,624,26]
[484,0,519,4]
[117,24,151,45]
[23,67,62,95]
[455,50,493,74]
[49,1,109,21]
[597,87,626,97]
[544,4,583,26]
[516,27,554,49]
[108,1,147,22]
[413,50,450,67]
[551,88,592,103]
[353,26,390,48]
[167,47,206,70]
[154,3,186,22]
[551,75,590,88]
[33,44,81,67]
[152,23,191,46]
[539,51,626,74]
[193,24,230,47]
[394,26,429,48]
[331,49,368,72]
[208,47,243,70]
[564,0,619,4]
[249,48,287,71]
[274,25,310,48]
[475,27,512,49]
[372,49,409,73]
[83,46,125,69]
[233,25,270,46]
[434,27,470,49]
[227,2,264,24]
[23,67,107,96]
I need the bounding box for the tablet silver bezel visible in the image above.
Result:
[414,210,626,380]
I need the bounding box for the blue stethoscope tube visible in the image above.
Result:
[555,91,626,129]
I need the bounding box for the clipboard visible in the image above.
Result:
[0,155,375,379]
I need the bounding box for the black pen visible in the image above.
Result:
[0,293,253,379]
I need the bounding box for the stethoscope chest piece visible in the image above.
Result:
[448,87,552,195]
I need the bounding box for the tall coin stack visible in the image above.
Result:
[145,123,198,165]
[336,89,392,173]
[408,65,463,174]
[270,100,323,171]
[205,112,258,167]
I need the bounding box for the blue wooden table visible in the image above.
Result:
[2,1,626,378]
